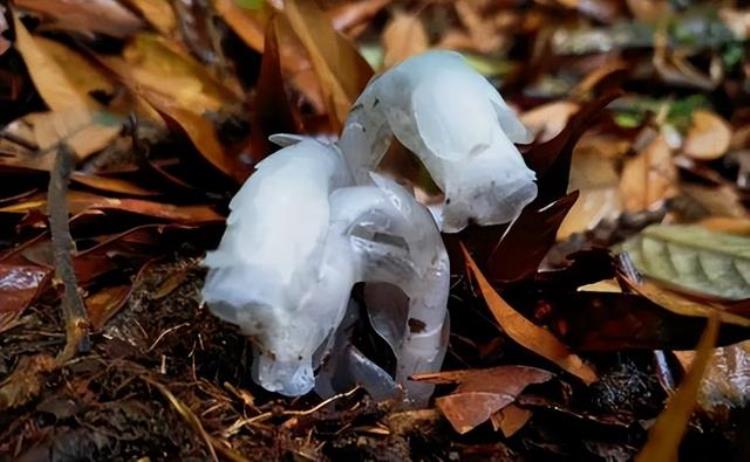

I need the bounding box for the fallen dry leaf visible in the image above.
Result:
[683,110,731,160]
[14,0,144,38]
[124,0,177,37]
[211,2,325,113]
[71,172,160,197]
[0,354,57,411]
[414,365,552,434]
[284,0,373,130]
[12,12,90,111]
[140,88,247,181]
[10,15,123,160]
[0,262,51,316]
[620,133,678,212]
[329,0,393,32]
[382,12,428,69]
[520,101,580,143]
[558,146,624,239]
[85,284,132,331]
[488,191,579,282]
[635,315,719,462]
[0,191,223,224]
[115,33,238,114]
[462,245,598,384]
[252,16,299,160]
[490,404,533,437]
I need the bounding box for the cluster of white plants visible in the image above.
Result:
[201,51,537,406]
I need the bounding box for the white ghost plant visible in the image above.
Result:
[202,138,449,403]
[340,50,538,232]
[203,50,541,405]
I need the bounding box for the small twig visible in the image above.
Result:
[48,144,90,363]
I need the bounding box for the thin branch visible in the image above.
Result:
[48,144,90,363]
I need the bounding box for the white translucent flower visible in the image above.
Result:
[202,138,449,403]
[340,50,538,232]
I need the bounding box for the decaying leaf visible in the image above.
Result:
[413,365,552,434]
[693,340,750,418]
[620,224,750,300]
[635,315,719,462]
[382,12,428,69]
[683,110,731,160]
[463,245,598,384]
[0,354,57,411]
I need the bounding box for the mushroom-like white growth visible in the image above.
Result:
[340,50,538,232]
[202,138,449,403]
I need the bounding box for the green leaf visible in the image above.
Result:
[620,225,750,300]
